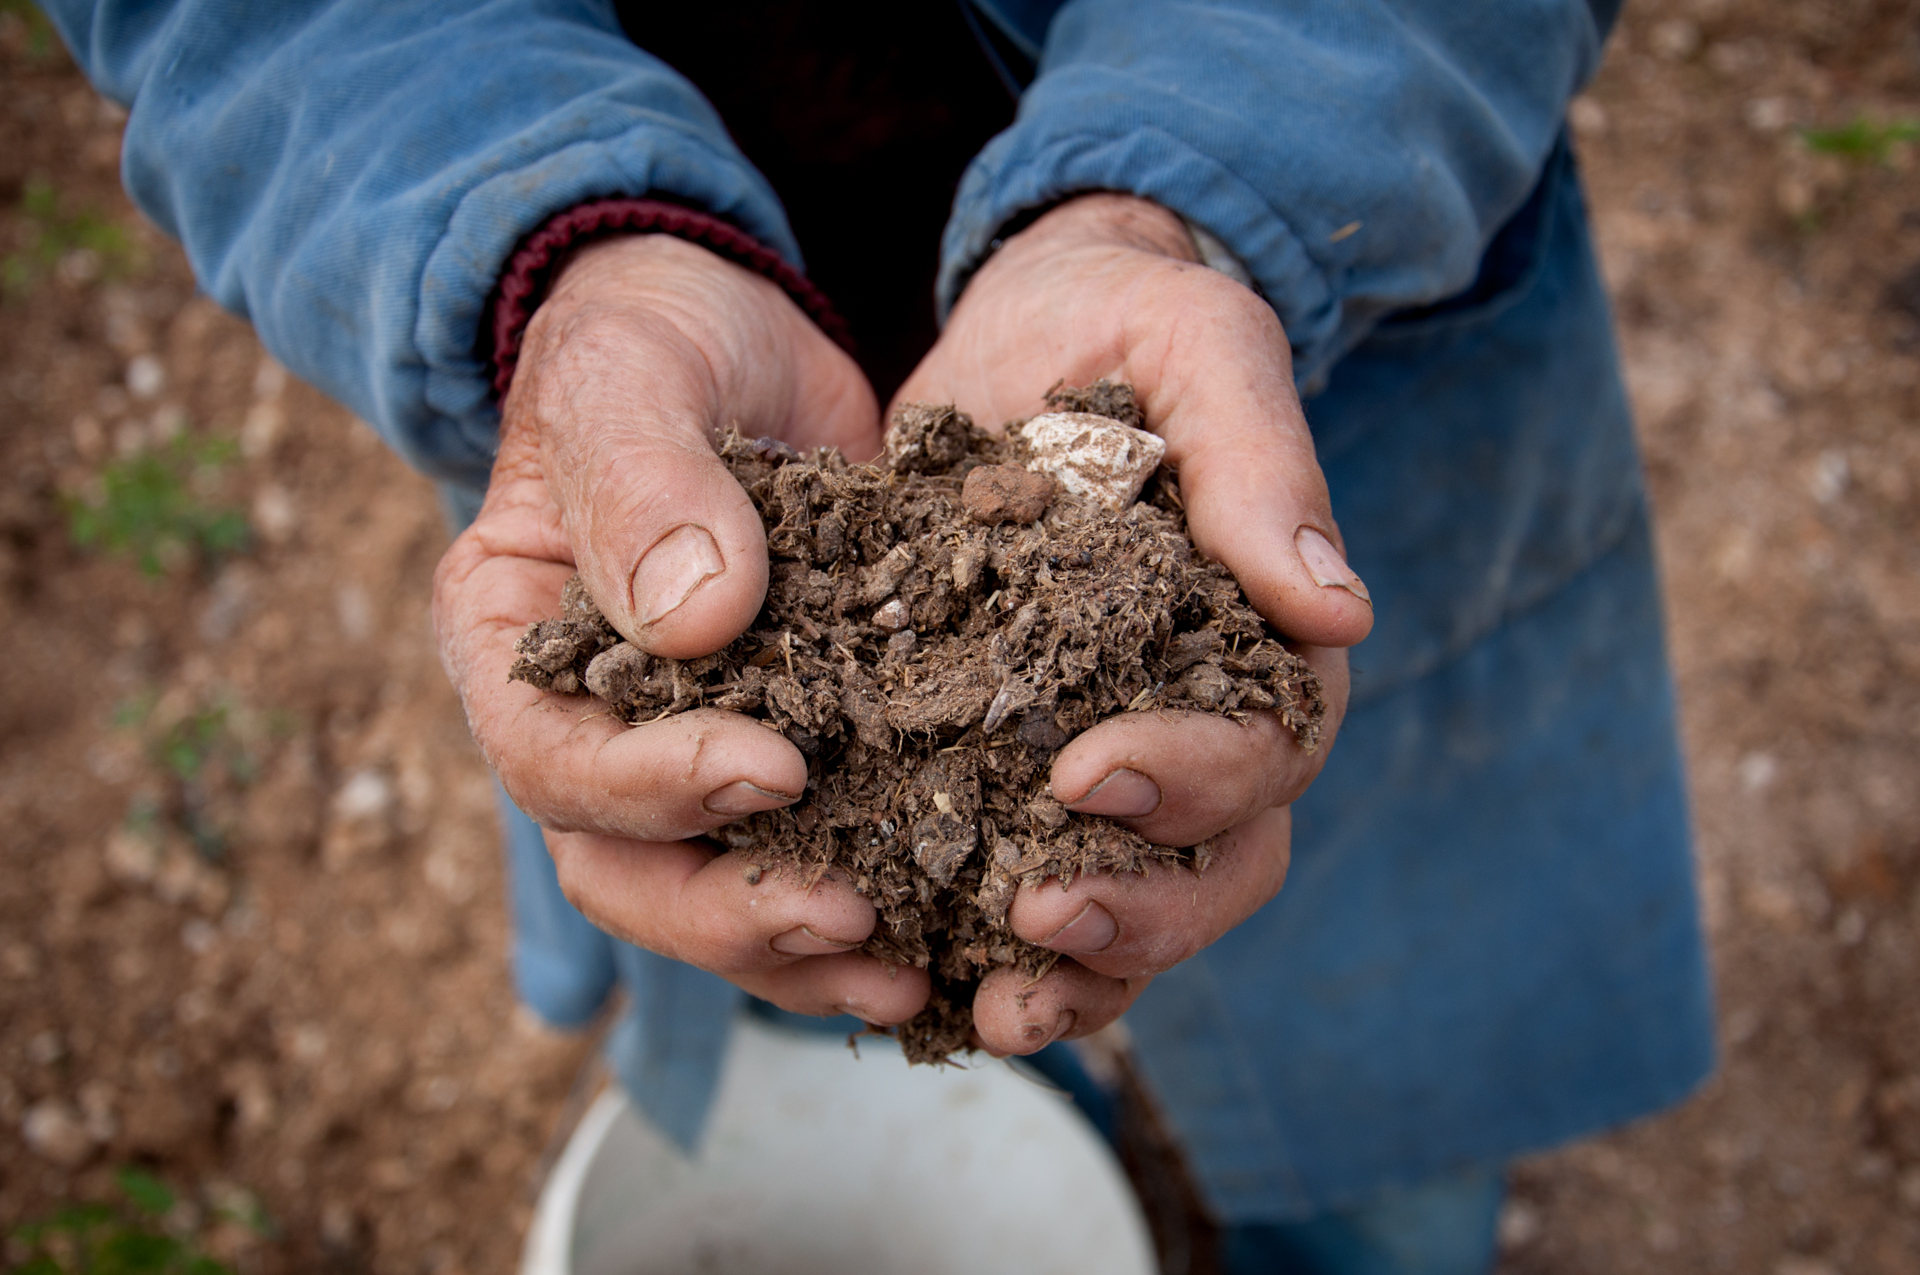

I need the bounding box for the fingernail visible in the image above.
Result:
[770,925,860,956]
[1064,768,1160,818]
[1295,526,1371,604]
[633,523,724,627]
[1040,900,1117,954]
[704,780,799,816]
[1022,1009,1078,1047]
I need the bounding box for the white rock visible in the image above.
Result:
[335,582,373,642]
[1018,412,1166,511]
[1649,18,1700,61]
[1496,1199,1541,1250]
[125,354,165,399]
[1738,751,1778,794]
[333,768,395,823]
[252,483,298,544]
[1808,449,1849,505]
[1744,96,1791,134]
[104,825,162,883]
[241,398,284,459]
[253,356,288,399]
[23,1099,92,1166]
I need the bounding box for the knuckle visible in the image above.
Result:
[549,847,598,918]
[1111,931,1203,977]
[491,759,575,835]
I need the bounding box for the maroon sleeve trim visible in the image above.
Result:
[486,197,853,399]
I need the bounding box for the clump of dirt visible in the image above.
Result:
[511,383,1323,1060]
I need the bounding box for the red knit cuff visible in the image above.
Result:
[486,197,852,398]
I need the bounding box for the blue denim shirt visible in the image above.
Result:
[49,0,1609,476]
[42,0,1712,1222]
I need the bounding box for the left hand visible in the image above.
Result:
[893,193,1371,1054]
[434,234,929,1027]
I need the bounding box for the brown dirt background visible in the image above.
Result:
[1,2,1915,1272]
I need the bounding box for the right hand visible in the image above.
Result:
[432,234,929,1025]
[894,194,1367,1054]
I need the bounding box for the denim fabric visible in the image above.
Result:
[494,776,743,1148]
[1114,145,1714,1220]
[45,0,1610,466]
[940,0,1610,393]
[493,789,615,1030]
[1219,1168,1505,1275]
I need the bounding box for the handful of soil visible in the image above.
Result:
[509,383,1324,1061]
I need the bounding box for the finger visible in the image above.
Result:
[548,831,873,970]
[435,540,807,839]
[969,961,1143,1056]
[736,952,932,1027]
[1048,646,1347,846]
[515,305,775,660]
[1006,806,1292,980]
[509,705,808,841]
[548,830,929,1024]
[1137,271,1374,650]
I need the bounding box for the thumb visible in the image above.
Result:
[1149,295,1373,650]
[576,431,770,661]
[526,312,771,660]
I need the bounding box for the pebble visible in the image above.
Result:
[961,463,1054,525]
[1649,18,1701,61]
[1017,412,1166,511]
[1497,1199,1541,1250]
[251,483,298,544]
[335,582,373,642]
[23,1099,92,1167]
[333,768,395,823]
[125,354,165,399]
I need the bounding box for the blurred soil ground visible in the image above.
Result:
[0,2,1915,1273]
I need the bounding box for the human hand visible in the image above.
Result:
[894,194,1370,1053]
[434,234,930,1025]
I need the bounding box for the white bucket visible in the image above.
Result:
[521,1014,1157,1275]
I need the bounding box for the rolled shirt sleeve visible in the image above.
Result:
[940,0,1611,391]
[37,0,794,489]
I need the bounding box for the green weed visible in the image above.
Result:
[1800,115,1920,166]
[127,695,260,786]
[7,1167,256,1275]
[0,0,61,65]
[66,433,250,577]
[114,688,269,859]
[4,176,142,301]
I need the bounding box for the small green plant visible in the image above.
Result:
[1800,115,1920,166]
[66,433,250,577]
[8,1168,239,1274]
[117,691,259,791]
[114,688,270,859]
[3,177,141,300]
[0,0,61,65]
